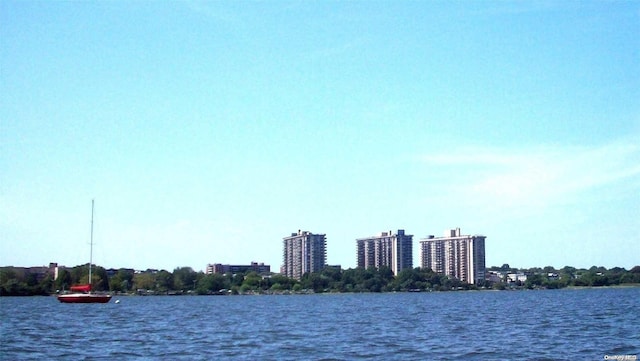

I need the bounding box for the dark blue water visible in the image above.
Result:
[1,287,638,360]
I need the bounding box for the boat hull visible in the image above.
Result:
[57,293,112,303]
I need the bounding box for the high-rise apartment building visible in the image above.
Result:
[356,229,413,275]
[420,228,486,284]
[282,230,327,280]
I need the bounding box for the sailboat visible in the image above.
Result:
[58,200,112,304]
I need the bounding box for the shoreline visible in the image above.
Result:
[1,283,632,298]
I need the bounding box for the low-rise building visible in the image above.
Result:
[487,271,505,283]
[507,273,528,283]
[205,262,271,275]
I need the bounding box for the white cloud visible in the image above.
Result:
[421,139,640,211]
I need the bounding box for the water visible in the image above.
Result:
[1,287,638,360]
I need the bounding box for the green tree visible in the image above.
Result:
[605,267,626,285]
[0,269,29,296]
[0,269,17,295]
[155,270,173,292]
[395,268,419,291]
[91,266,110,291]
[620,271,640,284]
[543,279,566,289]
[341,268,366,292]
[560,266,576,278]
[70,264,88,285]
[173,267,198,291]
[37,274,54,295]
[109,269,128,292]
[394,268,442,291]
[197,273,228,294]
[524,273,544,289]
[2,279,28,296]
[268,274,297,291]
[133,272,156,291]
[242,272,263,291]
[54,269,72,291]
[228,272,245,288]
[377,266,395,284]
[320,266,343,291]
[110,268,134,293]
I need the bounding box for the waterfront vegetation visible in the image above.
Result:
[2,264,640,297]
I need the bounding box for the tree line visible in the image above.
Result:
[488,264,640,290]
[0,264,111,296]
[2,264,640,296]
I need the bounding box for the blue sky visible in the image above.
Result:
[2,1,638,272]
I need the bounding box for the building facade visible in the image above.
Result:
[356,229,413,275]
[420,228,486,284]
[282,230,327,280]
[205,262,270,275]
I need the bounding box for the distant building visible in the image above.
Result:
[2,264,57,282]
[356,229,413,276]
[205,262,270,275]
[135,269,159,274]
[105,268,135,277]
[420,228,486,285]
[487,271,504,283]
[282,230,327,280]
[507,273,527,283]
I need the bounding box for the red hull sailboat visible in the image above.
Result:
[58,285,111,303]
[57,200,112,304]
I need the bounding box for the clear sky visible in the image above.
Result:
[1,1,639,272]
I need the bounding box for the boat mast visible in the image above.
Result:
[89,199,94,290]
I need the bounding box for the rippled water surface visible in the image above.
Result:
[1,287,639,360]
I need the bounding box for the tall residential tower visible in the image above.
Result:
[420,228,486,284]
[356,229,413,276]
[282,230,327,280]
